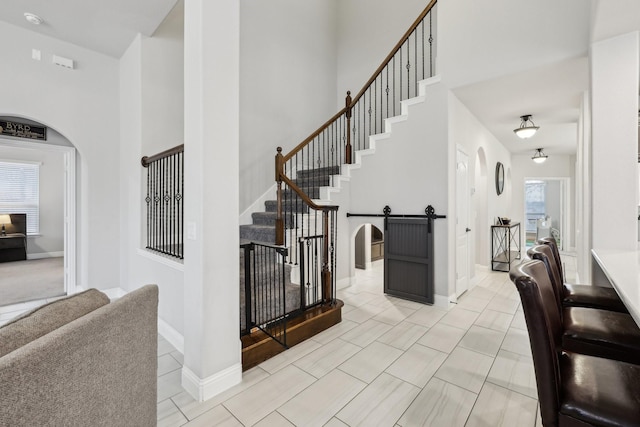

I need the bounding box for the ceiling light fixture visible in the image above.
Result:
[532,148,548,164]
[24,12,43,25]
[514,114,539,139]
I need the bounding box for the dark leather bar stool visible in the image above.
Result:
[510,260,640,427]
[537,237,627,313]
[527,244,640,365]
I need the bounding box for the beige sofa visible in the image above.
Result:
[0,285,158,426]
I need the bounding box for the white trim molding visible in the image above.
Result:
[158,317,184,354]
[182,363,243,402]
[27,251,64,260]
[434,293,456,309]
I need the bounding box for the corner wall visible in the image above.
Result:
[240,0,339,214]
[119,3,186,342]
[448,94,512,270]
[0,21,120,290]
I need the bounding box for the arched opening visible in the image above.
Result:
[0,115,77,307]
[354,223,384,270]
[473,147,488,267]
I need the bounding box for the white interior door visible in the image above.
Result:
[456,149,470,297]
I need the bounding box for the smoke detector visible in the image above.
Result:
[24,13,43,25]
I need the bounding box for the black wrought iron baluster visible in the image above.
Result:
[178,153,184,258]
[414,29,418,97]
[374,76,377,135]
[422,20,425,81]
[406,42,411,101]
[429,10,433,77]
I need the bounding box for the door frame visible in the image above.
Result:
[523,176,570,251]
[455,146,471,297]
[0,137,77,295]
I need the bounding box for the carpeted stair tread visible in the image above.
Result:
[239,224,276,244]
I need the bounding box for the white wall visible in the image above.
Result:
[0,21,120,290]
[336,0,427,104]
[0,143,64,256]
[239,0,339,214]
[448,94,512,269]
[590,32,639,250]
[119,3,185,340]
[438,0,590,89]
[328,79,450,301]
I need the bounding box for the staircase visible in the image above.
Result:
[239,165,340,246]
[238,0,438,369]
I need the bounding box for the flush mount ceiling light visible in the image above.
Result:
[24,12,43,25]
[532,148,548,164]
[514,114,539,139]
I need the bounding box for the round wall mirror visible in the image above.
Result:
[495,162,505,195]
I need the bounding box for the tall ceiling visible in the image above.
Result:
[0,0,179,58]
[0,0,637,158]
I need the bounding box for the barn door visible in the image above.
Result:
[384,218,434,304]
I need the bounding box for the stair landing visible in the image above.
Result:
[241,300,343,371]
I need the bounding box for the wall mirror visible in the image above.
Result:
[495,162,505,195]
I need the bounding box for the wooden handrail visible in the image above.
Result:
[282,108,348,163]
[279,0,437,167]
[349,0,437,106]
[280,175,338,212]
[141,144,184,167]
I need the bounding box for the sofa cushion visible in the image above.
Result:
[0,289,109,357]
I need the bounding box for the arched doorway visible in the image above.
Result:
[354,223,384,270]
[473,147,488,267]
[0,116,77,306]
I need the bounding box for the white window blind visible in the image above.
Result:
[0,161,40,234]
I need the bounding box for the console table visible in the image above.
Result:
[0,233,27,262]
[491,223,521,272]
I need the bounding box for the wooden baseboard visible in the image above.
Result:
[241,299,344,371]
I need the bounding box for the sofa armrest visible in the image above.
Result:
[0,285,159,427]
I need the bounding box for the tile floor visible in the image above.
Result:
[0,253,576,426]
[156,253,577,427]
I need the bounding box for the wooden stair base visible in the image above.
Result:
[241,299,344,371]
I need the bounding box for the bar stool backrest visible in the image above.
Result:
[510,259,562,427]
[538,236,564,283]
[527,244,564,314]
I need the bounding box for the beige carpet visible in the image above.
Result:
[0,257,65,307]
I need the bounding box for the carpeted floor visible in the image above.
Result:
[0,257,65,307]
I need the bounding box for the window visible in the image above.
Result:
[0,160,40,234]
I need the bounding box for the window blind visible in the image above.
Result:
[0,161,40,234]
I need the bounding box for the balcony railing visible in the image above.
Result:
[141,144,184,259]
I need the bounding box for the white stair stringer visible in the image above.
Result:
[316,76,440,204]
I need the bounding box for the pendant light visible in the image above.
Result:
[514,115,539,139]
[531,148,548,164]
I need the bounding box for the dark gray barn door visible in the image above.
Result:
[384,218,434,304]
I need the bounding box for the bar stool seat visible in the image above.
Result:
[510,260,640,427]
[538,237,627,313]
[560,351,640,426]
[528,244,640,365]
[563,306,640,366]
[562,282,628,312]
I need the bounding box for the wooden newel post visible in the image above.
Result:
[321,209,332,303]
[345,91,353,165]
[275,147,284,246]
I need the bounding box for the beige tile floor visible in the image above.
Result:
[156,253,577,427]
[0,253,576,426]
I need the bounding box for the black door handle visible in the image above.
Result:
[466,228,471,232]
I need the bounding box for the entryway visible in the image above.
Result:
[524,178,569,250]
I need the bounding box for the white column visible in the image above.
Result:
[182,0,241,401]
[364,224,372,270]
[591,32,639,251]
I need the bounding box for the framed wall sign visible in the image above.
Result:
[495,162,505,195]
[0,120,47,141]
